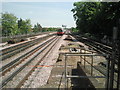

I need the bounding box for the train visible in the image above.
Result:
[57,29,65,35]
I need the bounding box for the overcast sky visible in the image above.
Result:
[2,2,77,28]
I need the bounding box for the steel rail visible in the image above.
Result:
[74,35,112,55]
[1,36,59,88]
[16,36,61,88]
[74,35,119,71]
[1,42,35,60]
[1,42,31,55]
[76,35,112,49]
[1,34,54,60]
[1,41,31,56]
[1,33,54,55]
[0,36,56,74]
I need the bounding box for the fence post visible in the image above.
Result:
[109,27,118,89]
[105,55,110,90]
[84,50,86,68]
[91,52,93,76]
[117,19,120,89]
[65,54,67,90]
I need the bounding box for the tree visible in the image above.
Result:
[71,2,120,38]
[18,18,32,34]
[72,2,100,33]
[24,19,32,34]
[1,12,18,36]
[33,23,42,33]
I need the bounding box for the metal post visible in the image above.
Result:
[81,50,83,64]
[91,52,93,76]
[109,27,118,89]
[117,44,120,89]
[80,49,82,64]
[65,54,67,90]
[61,52,107,89]
[84,50,86,68]
[79,49,81,63]
[117,32,120,90]
[105,55,110,90]
[117,37,120,89]
[117,19,120,90]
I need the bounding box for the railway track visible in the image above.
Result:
[1,32,55,43]
[75,35,112,54]
[0,36,56,74]
[1,35,61,88]
[73,35,120,64]
[17,36,61,88]
[0,33,55,61]
[73,34,119,88]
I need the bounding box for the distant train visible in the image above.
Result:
[57,29,64,35]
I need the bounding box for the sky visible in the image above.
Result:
[2,2,77,28]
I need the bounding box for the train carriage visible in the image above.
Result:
[57,29,64,35]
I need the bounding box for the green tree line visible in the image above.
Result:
[42,27,57,32]
[72,2,120,39]
[1,12,43,36]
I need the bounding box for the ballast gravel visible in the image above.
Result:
[22,35,67,88]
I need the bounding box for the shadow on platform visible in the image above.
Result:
[70,63,96,90]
